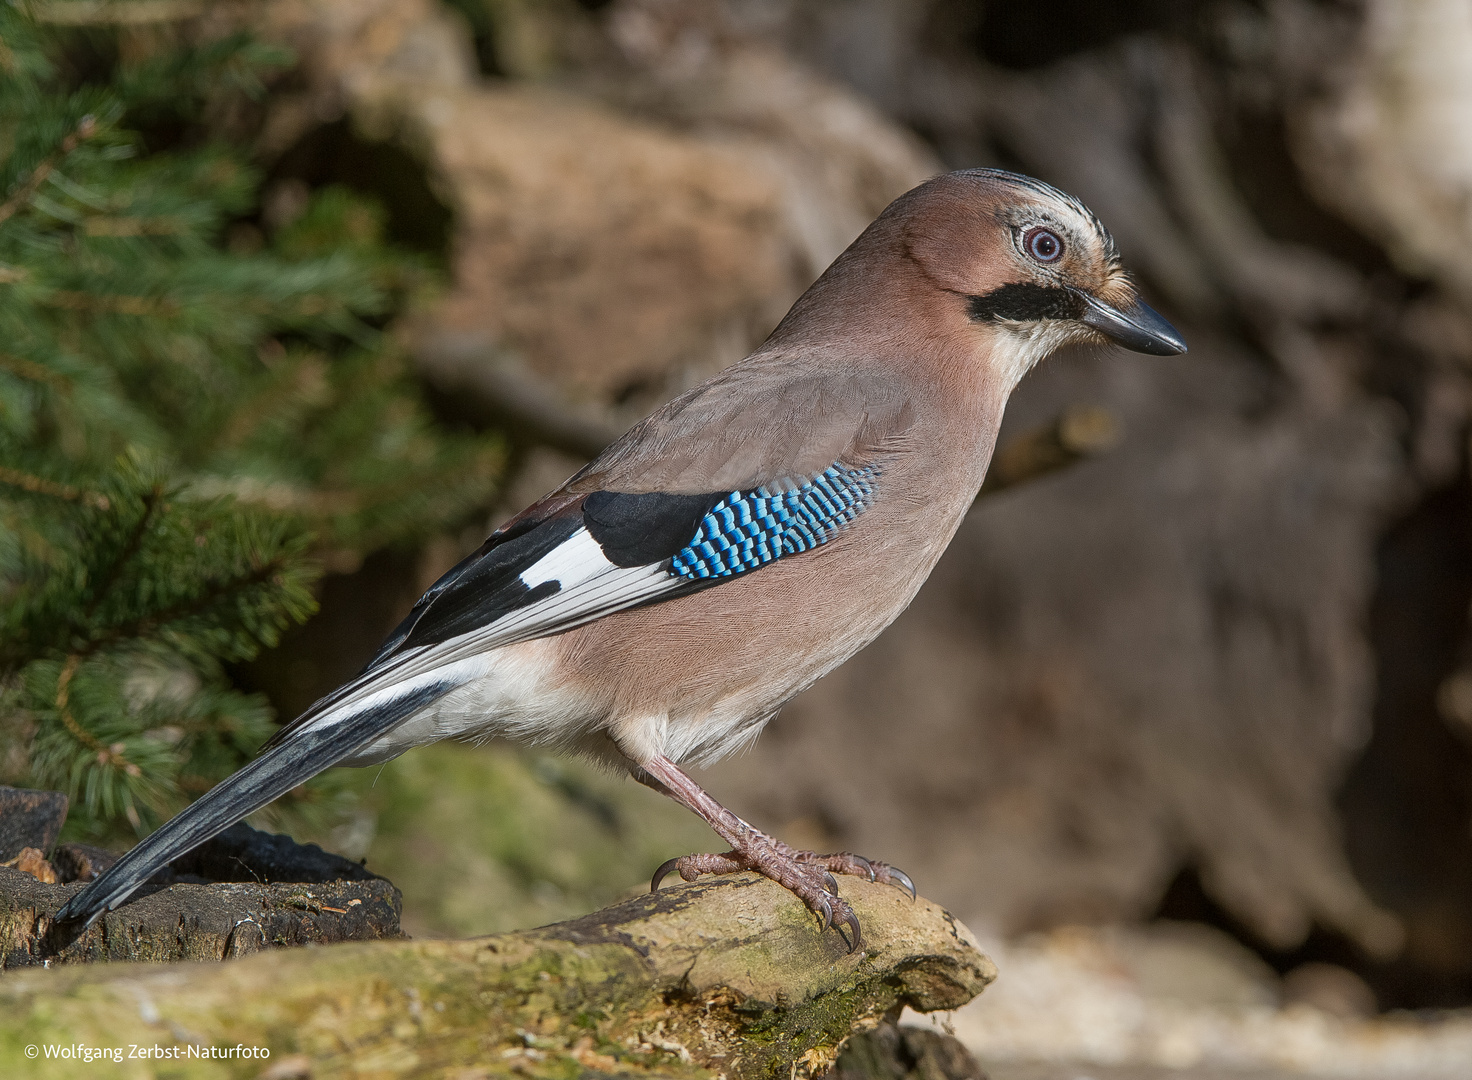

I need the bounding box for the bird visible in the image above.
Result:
[57,169,1185,949]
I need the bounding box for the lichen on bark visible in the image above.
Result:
[0,874,993,1079]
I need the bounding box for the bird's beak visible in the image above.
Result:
[1074,291,1187,356]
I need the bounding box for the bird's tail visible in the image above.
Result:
[56,680,452,927]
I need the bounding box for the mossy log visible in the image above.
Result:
[0,874,994,1079]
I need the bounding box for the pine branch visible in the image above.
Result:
[82,485,161,623]
[72,548,297,662]
[83,215,186,236]
[53,654,139,776]
[0,351,71,390]
[0,113,97,226]
[42,290,179,316]
[185,476,362,517]
[0,13,500,840]
[0,466,110,509]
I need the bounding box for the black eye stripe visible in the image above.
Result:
[967,282,1083,322]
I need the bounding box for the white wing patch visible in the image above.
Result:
[519,527,615,590]
[294,527,675,738]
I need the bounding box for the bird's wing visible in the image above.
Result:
[566,358,916,494]
[57,362,914,926]
[268,363,916,744]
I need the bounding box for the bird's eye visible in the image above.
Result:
[1024,227,1063,263]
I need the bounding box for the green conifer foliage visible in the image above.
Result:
[0,9,502,844]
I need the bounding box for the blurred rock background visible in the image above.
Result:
[25,0,1472,1075]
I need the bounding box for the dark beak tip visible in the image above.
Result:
[1140,334,1188,358]
[1078,294,1187,357]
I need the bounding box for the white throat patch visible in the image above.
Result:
[989,320,1083,391]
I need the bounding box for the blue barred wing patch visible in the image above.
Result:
[670,464,879,580]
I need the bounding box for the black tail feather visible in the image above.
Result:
[56,681,451,927]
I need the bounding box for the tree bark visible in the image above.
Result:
[0,874,992,1079]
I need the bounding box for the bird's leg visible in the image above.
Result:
[637,755,914,953]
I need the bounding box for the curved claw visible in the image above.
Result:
[852,855,877,882]
[823,871,840,896]
[814,892,834,933]
[836,909,864,954]
[884,866,916,901]
[651,857,684,893]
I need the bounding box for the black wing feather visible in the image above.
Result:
[389,515,582,654]
[260,513,583,754]
[370,490,724,660]
[582,490,724,566]
[366,514,581,668]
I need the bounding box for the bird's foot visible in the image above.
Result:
[636,754,914,954]
[651,840,914,954]
[785,848,916,899]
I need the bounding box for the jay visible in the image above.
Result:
[59,169,1185,948]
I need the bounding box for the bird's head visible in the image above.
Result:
[898,169,1186,386]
